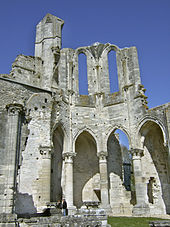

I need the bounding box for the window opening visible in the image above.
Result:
[147,177,155,204]
[78,53,88,95]
[108,50,119,93]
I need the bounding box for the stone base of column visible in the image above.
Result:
[132,202,150,216]
[0,213,17,225]
[68,206,77,215]
[100,204,112,215]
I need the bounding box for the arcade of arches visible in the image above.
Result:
[51,122,170,215]
[1,14,170,219]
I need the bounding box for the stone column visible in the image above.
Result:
[98,151,110,210]
[63,152,76,211]
[5,103,23,213]
[39,146,52,204]
[132,148,150,215]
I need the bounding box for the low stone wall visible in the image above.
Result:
[17,216,106,227]
[149,220,170,227]
[0,214,17,227]
[0,208,110,227]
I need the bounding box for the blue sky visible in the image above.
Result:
[0,0,169,109]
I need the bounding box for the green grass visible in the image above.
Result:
[108,216,168,227]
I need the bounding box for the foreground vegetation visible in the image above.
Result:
[108,216,168,227]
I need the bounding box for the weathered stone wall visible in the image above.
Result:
[10,55,43,88]
[0,13,169,219]
[0,212,110,227]
[0,110,8,212]
[16,93,53,214]
[0,77,53,214]
[0,78,31,213]
[140,122,170,214]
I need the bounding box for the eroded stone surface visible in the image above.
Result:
[0,14,170,226]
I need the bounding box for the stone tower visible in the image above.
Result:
[0,13,170,220]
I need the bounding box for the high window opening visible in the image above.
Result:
[78,53,88,95]
[108,50,119,93]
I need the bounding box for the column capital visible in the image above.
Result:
[97,151,108,162]
[39,146,52,159]
[6,103,24,116]
[131,148,144,159]
[63,152,76,163]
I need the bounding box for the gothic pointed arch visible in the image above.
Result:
[52,121,68,151]
[105,125,131,149]
[73,127,99,153]
[73,130,99,208]
[139,119,169,214]
[137,116,168,147]
[107,128,131,179]
[51,124,65,202]
[106,127,133,212]
[103,44,119,53]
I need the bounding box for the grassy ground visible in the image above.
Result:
[108,216,168,227]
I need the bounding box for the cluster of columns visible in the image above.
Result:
[61,150,111,210]
[61,147,150,215]
[3,103,150,216]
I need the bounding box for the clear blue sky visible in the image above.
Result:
[0,0,169,108]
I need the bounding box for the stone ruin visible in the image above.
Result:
[0,13,170,226]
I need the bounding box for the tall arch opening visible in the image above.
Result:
[78,53,88,95]
[108,50,119,93]
[139,121,170,214]
[73,131,99,208]
[51,126,64,202]
[107,129,133,213]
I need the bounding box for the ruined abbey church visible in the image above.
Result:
[0,13,170,221]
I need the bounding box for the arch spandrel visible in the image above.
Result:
[74,43,120,60]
